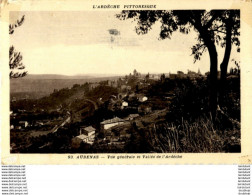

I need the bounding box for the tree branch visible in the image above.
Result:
[205,11,222,29]
[211,29,226,34]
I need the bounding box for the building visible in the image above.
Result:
[71,134,91,148]
[137,95,148,102]
[11,97,16,102]
[100,117,125,130]
[120,85,127,90]
[121,101,128,109]
[35,121,44,127]
[177,71,186,79]
[186,70,203,79]
[89,83,100,90]
[150,74,160,80]
[15,126,22,130]
[72,126,96,148]
[124,114,139,121]
[108,80,117,88]
[169,73,177,79]
[19,121,28,128]
[80,126,96,137]
[118,93,127,99]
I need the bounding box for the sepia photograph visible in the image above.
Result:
[8,9,241,154]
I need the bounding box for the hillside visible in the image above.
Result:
[11,82,118,113]
[10,74,122,99]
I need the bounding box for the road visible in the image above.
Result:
[53,116,71,133]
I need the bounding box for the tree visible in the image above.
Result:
[9,15,27,78]
[229,60,240,75]
[117,10,240,118]
[160,73,166,83]
[133,69,140,77]
[145,72,150,80]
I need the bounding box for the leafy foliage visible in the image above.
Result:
[9,46,27,78]
[9,15,27,79]
[9,15,25,34]
[117,10,240,63]
[169,78,209,120]
[86,85,118,101]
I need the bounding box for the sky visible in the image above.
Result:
[10,11,239,75]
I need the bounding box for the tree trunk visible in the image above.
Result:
[219,21,232,107]
[201,33,218,120]
[208,43,218,120]
[195,24,218,120]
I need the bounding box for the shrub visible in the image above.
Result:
[170,78,209,120]
[148,115,240,153]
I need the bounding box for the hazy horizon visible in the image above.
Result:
[18,69,206,78]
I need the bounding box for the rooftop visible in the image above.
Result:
[129,114,139,118]
[76,134,88,140]
[80,126,96,132]
[19,121,27,124]
[101,117,125,125]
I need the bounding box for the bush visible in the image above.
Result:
[170,78,209,120]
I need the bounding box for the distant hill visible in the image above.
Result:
[21,74,122,80]
[10,74,122,99]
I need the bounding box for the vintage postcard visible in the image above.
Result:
[0,0,251,164]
